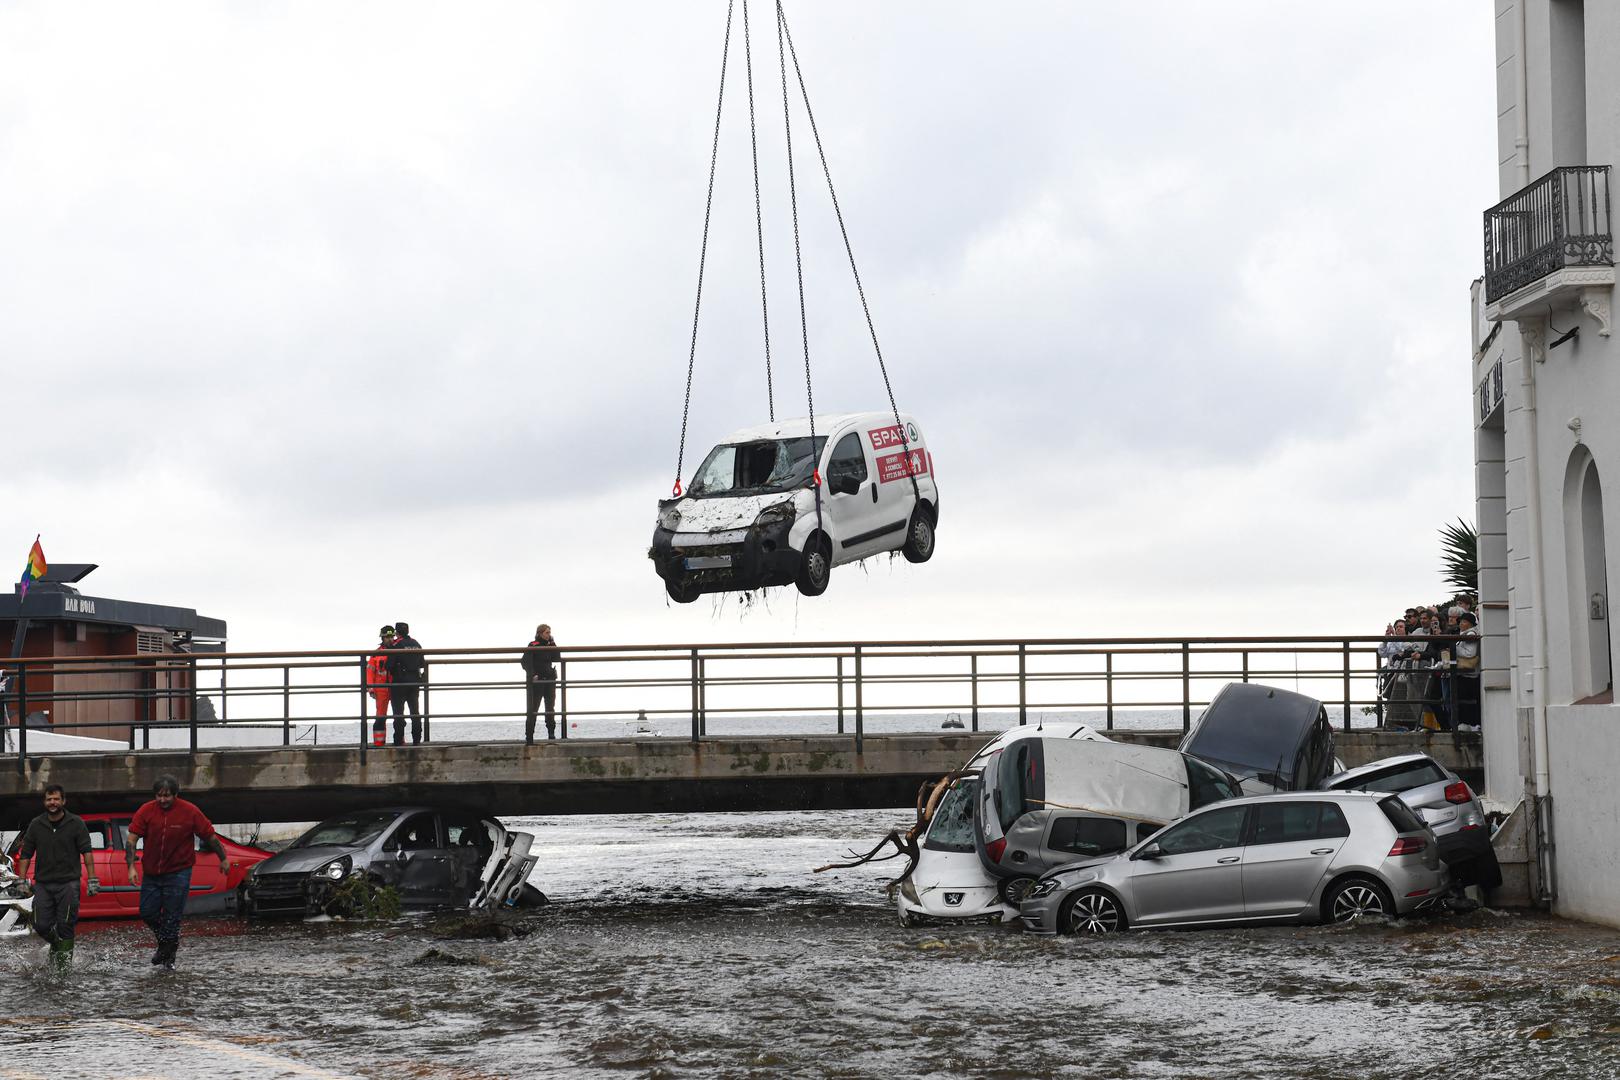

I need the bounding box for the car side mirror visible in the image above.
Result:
[830,472,860,496]
[395,849,410,862]
[1133,842,1164,861]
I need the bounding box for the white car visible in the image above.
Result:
[651,412,938,602]
[897,722,1106,926]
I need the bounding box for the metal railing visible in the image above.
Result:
[1484,164,1613,302]
[0,636,1454,769]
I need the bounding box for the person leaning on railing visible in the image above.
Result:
[1452,612,1482,731]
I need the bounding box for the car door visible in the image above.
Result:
[1124,805,1249,926]
[863,420,923,556]
[824,431,889,562]
[1240,801,1351,917]
[187,834,225,898]
[81,819,123,918]
[104,820,142,913]
[443,814,493,904]
[385,812,457,907]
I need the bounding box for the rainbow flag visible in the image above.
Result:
[17,536,46,601]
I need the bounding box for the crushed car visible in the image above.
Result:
[1019,790,1450,935]
[1178,683,1338,794]
[650,412,938,602]
[4,811,272,918]
[975,736,1245,904]
[1324,752,1502,889]
[245,807,541,917]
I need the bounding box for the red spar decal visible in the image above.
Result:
[876,449,930,483]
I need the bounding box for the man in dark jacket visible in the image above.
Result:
[385,620,426,745]
[17,783,97,967]
[521,623,560,743]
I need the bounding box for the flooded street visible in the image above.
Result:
[3,809,1619,1079]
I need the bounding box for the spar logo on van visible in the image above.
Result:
[868,423,921,451]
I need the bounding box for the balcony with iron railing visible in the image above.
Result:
[1484,165,1614,327]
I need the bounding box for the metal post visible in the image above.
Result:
[422,660,431,744]
[1181,641,1191,732]
[189,655,199,757]
[359,655,369,759]
[220,654,228,723]
[699,657,707,736]
[690,649,701,743]
[1018,644,1027,725]
[1105,652,1114,730]
[16,666,27,772]
[283,665,291,746]
[1342,640,1352,732]
[559,659,569,739]
[836,655,844,734]
[854,645,863,753]
[1374,653,1385,728]
[1242,651,1250,683]
[970,653,979,732]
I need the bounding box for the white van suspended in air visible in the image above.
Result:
[650,411,938,603]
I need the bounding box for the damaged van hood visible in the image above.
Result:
[669,493,798,532]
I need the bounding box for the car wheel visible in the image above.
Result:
[901,506,935,564]
[998,876,1038,906]
[1325,876,1394,923]
[1060,888,1125,935]
[665,578,700,604]
[795,535,832,597]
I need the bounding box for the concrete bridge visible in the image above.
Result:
[0,730,1482,826]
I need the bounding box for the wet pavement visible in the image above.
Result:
[2,809,1618,1079]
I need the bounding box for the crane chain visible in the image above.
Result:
[673,0,737,499]
[742,0,775,422]
[778,5,923,506]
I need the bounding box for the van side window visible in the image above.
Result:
[828,433,868,487]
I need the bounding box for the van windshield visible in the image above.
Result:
[689,437,827,497]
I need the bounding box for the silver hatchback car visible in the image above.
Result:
[1020,791,1447,935]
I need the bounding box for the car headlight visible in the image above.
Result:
[1027,879,1059,900]
[659,504,683,531]
[315,856,351,881]
[900,878,919,904]
[753,503,795,529]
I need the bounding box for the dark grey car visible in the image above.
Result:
[245,806,539,917]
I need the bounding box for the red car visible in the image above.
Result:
[6,812,273,919]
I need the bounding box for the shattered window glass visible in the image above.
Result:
[924,777,979,853]
[689,438,827,496]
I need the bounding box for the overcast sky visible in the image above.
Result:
[2,2,1497,653]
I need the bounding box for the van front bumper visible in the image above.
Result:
[650,518,801,597]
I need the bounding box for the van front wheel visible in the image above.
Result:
[665,578,700,604]
[902,506,935,564]
[796,537,831,597]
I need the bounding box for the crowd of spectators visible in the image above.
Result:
[1379,595,1480,732]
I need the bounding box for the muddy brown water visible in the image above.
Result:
[2,809,1618,1079]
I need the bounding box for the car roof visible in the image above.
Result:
[1325,753,1444,785]
[715,412,911,443]
[1189,789,1391,811]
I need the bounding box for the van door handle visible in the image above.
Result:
[870,484,878,503]
[1310,847,1335,855]
[1216,856,1240,864]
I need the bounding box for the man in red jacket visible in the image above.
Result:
[367,626,394,747]
[126,775,229,969]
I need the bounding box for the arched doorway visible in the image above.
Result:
[1564,449,1611,701]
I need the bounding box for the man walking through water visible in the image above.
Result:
[126,775,229,969]
[16,784,96,969]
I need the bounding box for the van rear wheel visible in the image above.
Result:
[665,578,700,604]
[901,506,935,564]
[796,536,831,596]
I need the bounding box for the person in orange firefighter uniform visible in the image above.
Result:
[367,625,394,746]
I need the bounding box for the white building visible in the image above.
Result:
[1472,1,1616,926]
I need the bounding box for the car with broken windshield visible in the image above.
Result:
[650,411,938,602]
[244,807,540,917]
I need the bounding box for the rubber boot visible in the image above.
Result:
[48,938,74,972]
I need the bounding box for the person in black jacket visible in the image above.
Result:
[385,621,426,745]
[522,624,560,743]
[16,784,97,967]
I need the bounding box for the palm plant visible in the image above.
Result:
[1439,519,1478,594]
